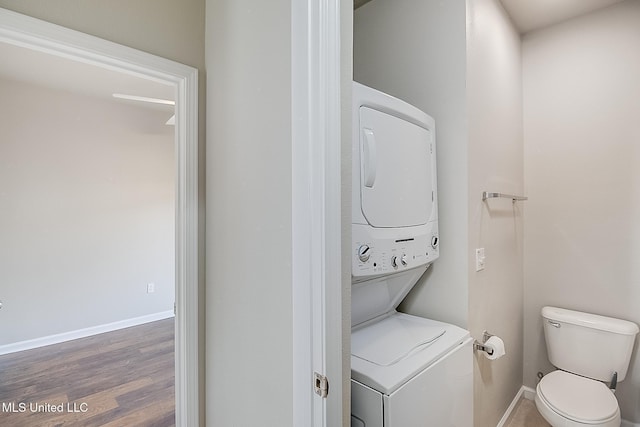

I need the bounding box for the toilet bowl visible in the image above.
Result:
[535,370,620,427]
[535,307,638,427]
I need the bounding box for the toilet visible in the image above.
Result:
[535,306,639,427]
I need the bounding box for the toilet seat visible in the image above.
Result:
[535,370,620,427]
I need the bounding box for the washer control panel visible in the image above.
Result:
[352,224,439,280]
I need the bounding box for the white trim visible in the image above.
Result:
[172,25,200,427]
[0,311,175,356]
[0,8,199,427]
[522,385,536,401]
[291,0,343,425]
[496,386,525,427]
[496,385,528,427]
[291,0,313,423]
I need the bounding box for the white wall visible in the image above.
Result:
[0,79,175,346]
[466,1,524,426]
[205,0,293,425]
[354,0,469,328]
[523,1,640,423]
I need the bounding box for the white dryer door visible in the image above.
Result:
[359,106,434,228]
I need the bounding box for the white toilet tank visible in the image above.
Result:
[542,306,639,382]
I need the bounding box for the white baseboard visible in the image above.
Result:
[497,386,526,427]
[522,385,536,401]
[0,310,174,355]
[497,386,537,427]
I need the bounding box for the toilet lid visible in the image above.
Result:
[538,370,619,423]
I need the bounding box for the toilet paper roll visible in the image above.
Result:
[483,336,506,360]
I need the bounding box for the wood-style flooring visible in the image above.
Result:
[0,318,175,427]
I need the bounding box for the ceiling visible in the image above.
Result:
[499,0,624,34]
[0,41,175,112]
[355,0,625,34]
[354,0,373,9]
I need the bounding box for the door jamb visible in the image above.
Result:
[292,0,344,425]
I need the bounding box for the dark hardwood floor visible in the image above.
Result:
[0,318,175,427]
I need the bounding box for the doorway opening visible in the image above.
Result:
[0,8,198,426]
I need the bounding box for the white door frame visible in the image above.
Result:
[292,0,344,425]
[0,8,200,426]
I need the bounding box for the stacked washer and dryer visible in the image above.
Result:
[350,82,473,427]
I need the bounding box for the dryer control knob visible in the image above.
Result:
[431,235,439,249]
[357,245,371,263]
[400,254,408,266]
[391,256,398,268]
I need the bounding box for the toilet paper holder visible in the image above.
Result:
[473,331,495,355]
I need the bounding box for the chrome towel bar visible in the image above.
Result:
[482,191,528,202]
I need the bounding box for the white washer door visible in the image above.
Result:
[352,315,445,367]
[359,106,434,228]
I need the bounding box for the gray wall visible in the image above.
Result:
[523,1,640,422]
[466,1,524,426]
[205,0,293,425]
[0,79,174,346]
